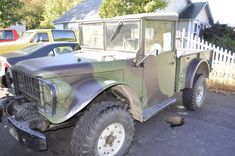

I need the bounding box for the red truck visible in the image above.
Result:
[0,29,19,42]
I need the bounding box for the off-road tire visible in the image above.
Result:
[71,101,135,156]
[182,74,207,110]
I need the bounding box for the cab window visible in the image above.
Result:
[52,30,76,42]
[53,46,74,54]
[0,30,13,40]
[145,21,174,53]
[33,33,49,42]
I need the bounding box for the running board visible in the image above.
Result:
[143,97,177,121]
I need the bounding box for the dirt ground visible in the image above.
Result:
[0,90,235,156]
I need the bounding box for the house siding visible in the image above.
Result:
[9,24,26,34]
[195,8,210,24]
[54,24,64,29]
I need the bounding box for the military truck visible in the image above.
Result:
[0,13,212,156]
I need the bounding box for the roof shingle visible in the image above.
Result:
[179,2,207,19]
[53,0,101,24]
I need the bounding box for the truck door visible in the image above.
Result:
[142,20,176,109]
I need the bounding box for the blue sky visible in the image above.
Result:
[192,0,234,26]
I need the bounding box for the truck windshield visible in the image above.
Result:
[106,21,140,52]
[17,32,34,42]
[0,30,13,40]
[80,20,140,52]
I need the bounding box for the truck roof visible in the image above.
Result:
[25,29,76,33]
[79,12,178,23]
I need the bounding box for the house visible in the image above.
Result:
[53,0,102,30]
[161,0,214,36]
[53,0,213,36]
[8,23,26,34]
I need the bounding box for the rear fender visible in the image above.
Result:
[185,59,209,89]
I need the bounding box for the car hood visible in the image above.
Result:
[1,52,26,58]
[13,50,136,78]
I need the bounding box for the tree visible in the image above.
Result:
[0,0,23,28]
[40,0,80,28]
[99,0,168,18]
[202,23,235,52]
[20,0,44,29]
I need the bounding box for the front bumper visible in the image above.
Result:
[7,116,47,151]
[0,98,47,151]
[0,71,4,87]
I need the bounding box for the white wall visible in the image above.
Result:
[54,24,64,29]
[54,23,79,30]
[67,23,79,30]
[178,20,190,32]
[195,8,210,24]
[9,24,26,34]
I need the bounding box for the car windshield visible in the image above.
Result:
[16,43,46,54]
[0,30,13,40]
[17,32,34,42]
[81,20,140,52]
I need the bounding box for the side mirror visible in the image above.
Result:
[31,38,39,43]
[134,44,162,67]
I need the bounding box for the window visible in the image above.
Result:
[64,23,68,29]
[81,23,104,49]
[0,30,13,40]
[33,33,49,42]
[105,21,140,52]
[18,31,34,42]
[52,30,76,42]
[53,46,74,54]
[145,21,174,53]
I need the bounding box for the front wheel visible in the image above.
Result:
[182,75,207,110]
[71,101,134,156]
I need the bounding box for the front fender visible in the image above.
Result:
[40,78,142,124]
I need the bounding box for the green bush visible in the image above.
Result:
[202,23,235,52]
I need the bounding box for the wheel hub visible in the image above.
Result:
[196,83,204,105]
[97,123,125,156]
[105,132,117,146]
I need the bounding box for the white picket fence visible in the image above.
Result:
[176,29,235,86]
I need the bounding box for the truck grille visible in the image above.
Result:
[11,69,57,116]
[12,69,41,103]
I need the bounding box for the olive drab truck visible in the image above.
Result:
[0,12,212,156]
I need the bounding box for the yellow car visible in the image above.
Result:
[0,29,79,54]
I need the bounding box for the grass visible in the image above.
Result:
[208,79,235,94]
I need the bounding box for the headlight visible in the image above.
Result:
[41,80,72,106]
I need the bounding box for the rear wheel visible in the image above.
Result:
[182,75,207,110]
[71,101,134,156]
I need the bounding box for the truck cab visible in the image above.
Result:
[0,12,212,155]
[0,29,19,42]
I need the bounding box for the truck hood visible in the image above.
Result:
[13,50,136,78]
[0,39,28,45]
[0,40,32,54]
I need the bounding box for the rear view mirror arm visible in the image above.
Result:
[135,49,158,67]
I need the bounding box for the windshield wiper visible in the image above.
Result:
[110,21,123,41]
